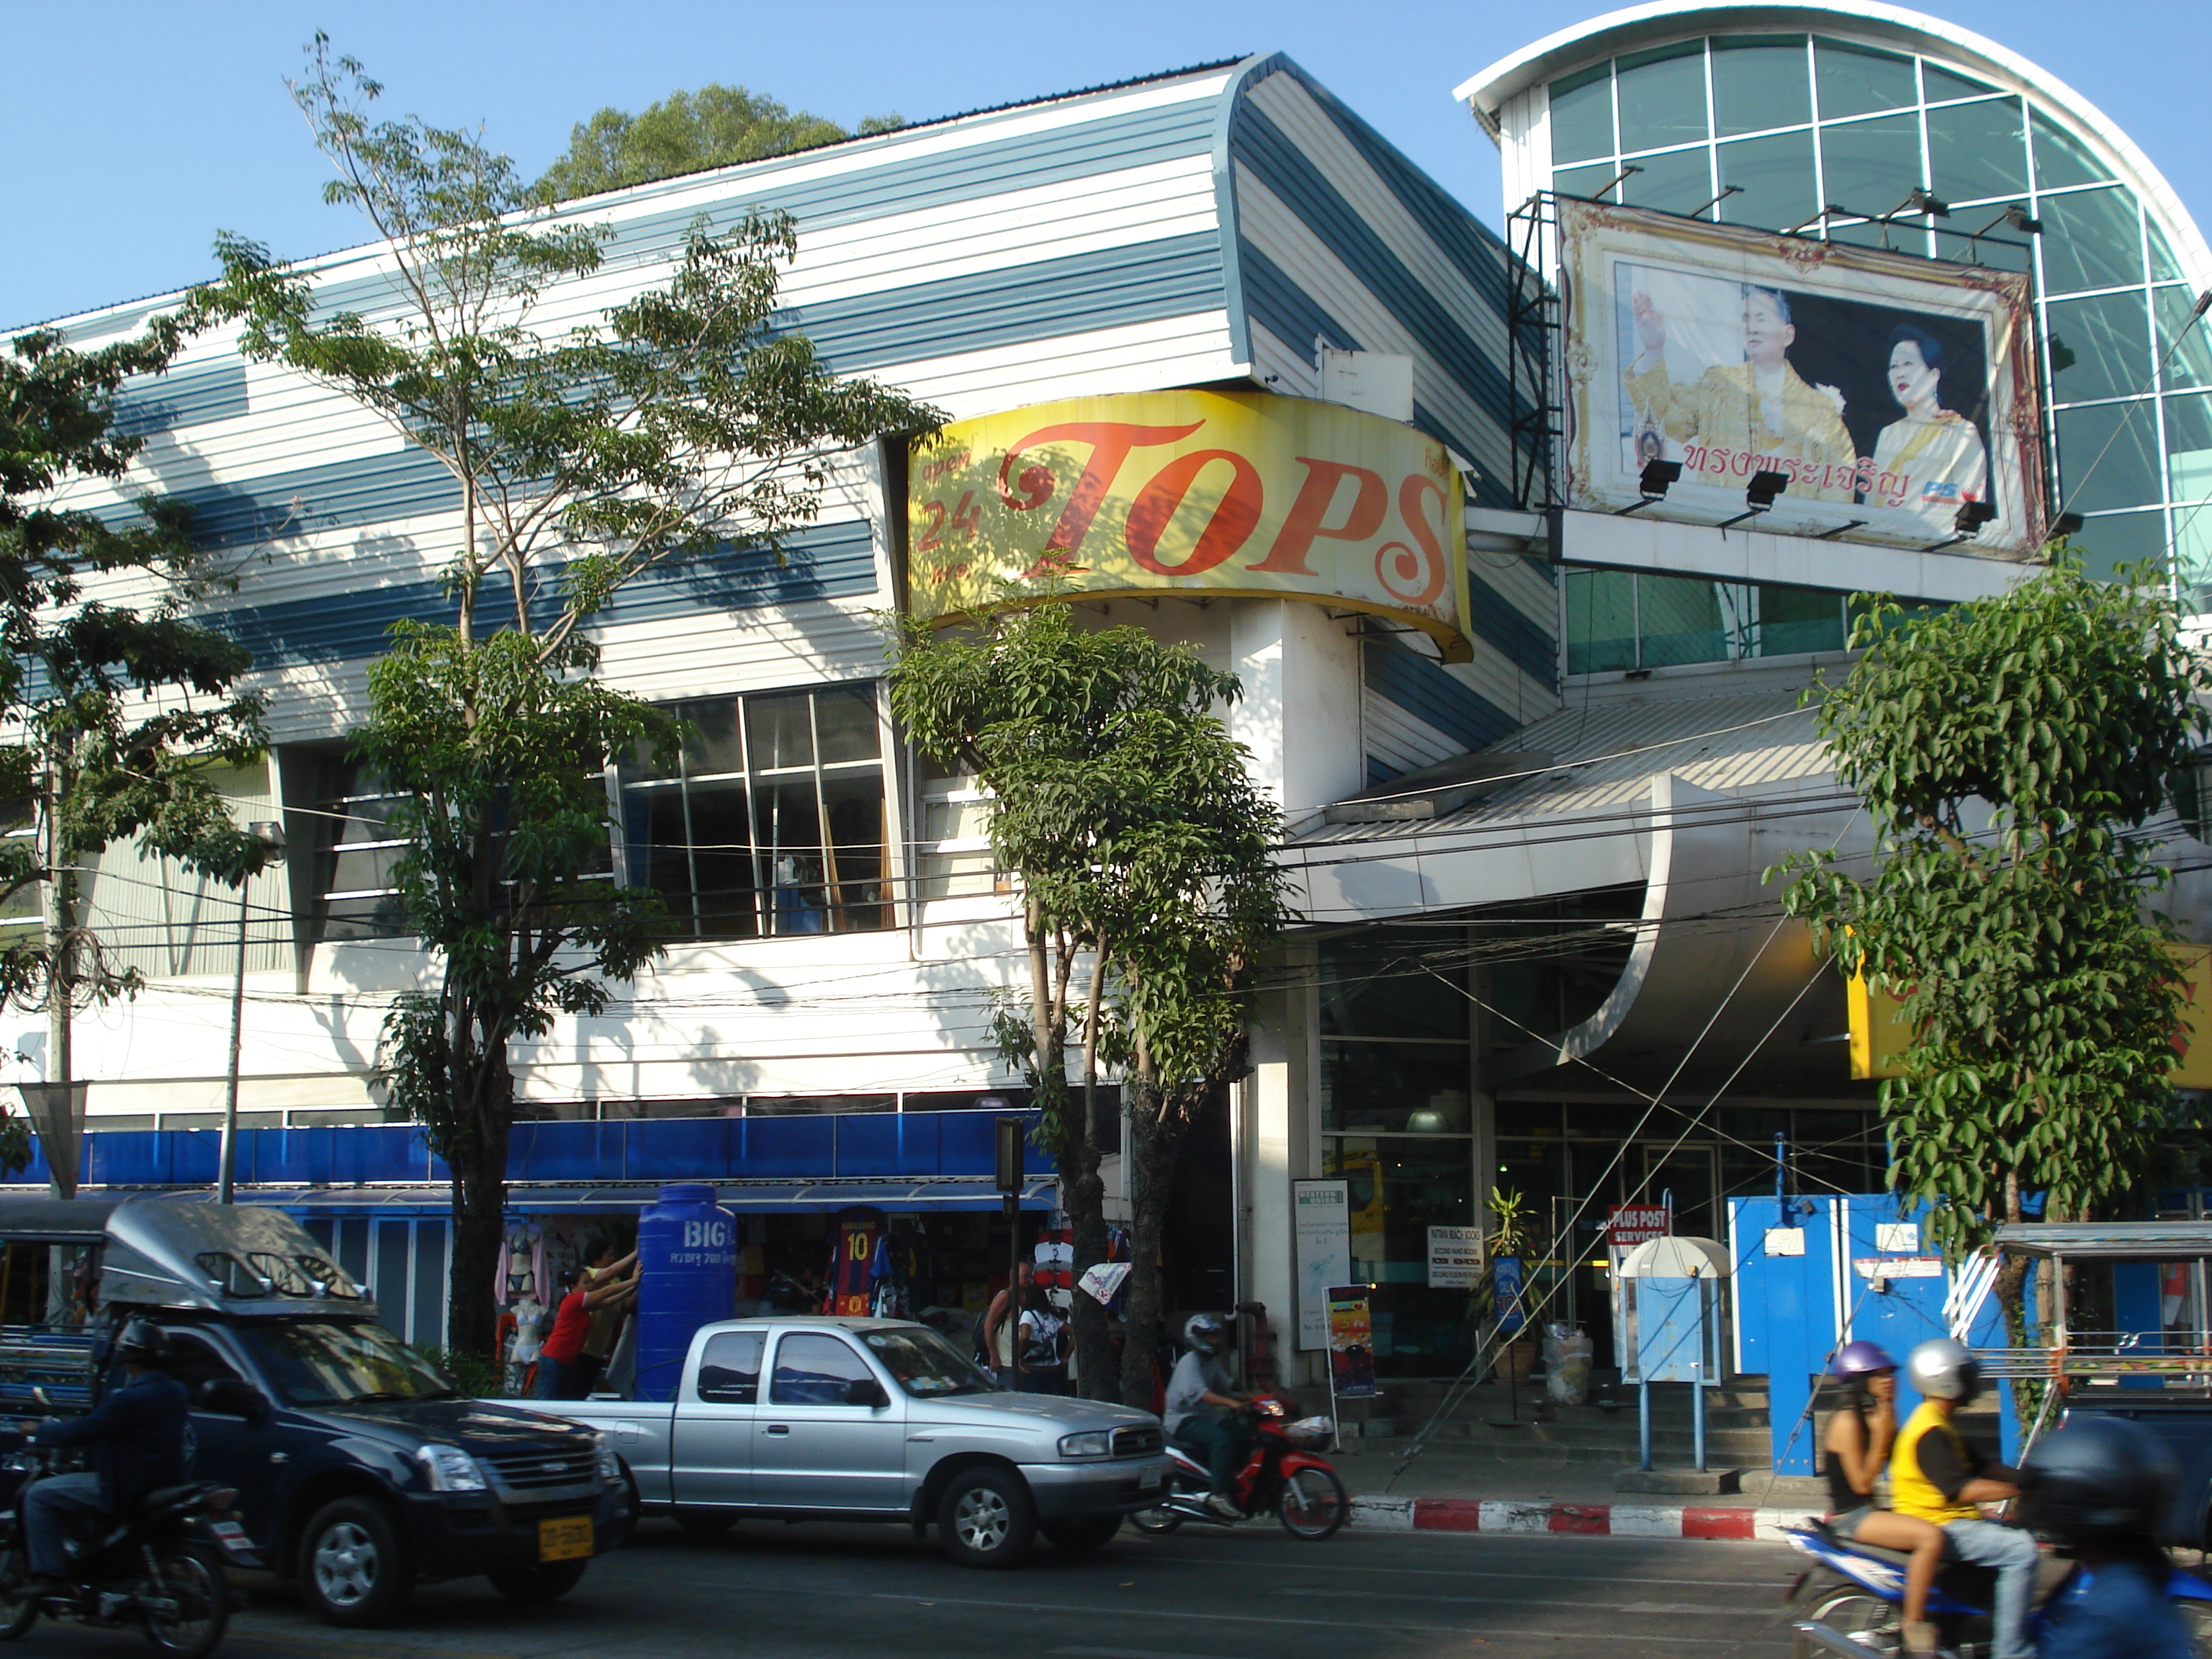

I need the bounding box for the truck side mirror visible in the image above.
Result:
[842,1377,889,1409]
[198,1378,271,1424]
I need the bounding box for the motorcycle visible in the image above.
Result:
[1129,1394,1349,1540]
[0,1445,260,1658]
[1784,1518,2212,1657]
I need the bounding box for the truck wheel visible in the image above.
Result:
[938,1468,1035,1569]
[298,1498,411,1628]
[1040,1515,1122,1553]
[487,1561,588,1604]
[600,1463,642,1552]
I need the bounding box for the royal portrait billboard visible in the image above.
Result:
[1556,198,2044,554]
[906,390,1473,660]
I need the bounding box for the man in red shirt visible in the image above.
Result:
[533,1253,637,1400]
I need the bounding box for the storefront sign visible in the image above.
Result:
[1606,1204,1671,1246]
[1326,1285,1377,1399]
[1426,1225,1483,1289]
[907,390,1473,660]
[1555,197,2042,555]
[1292,1179,1353,1350]
[1850,945,2212,1086]
[1853,1255,1944,1280]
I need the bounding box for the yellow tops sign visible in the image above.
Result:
[1848,944,2212,1087]
[907,391,1473,660]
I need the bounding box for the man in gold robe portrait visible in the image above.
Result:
[1622,284,1859,503]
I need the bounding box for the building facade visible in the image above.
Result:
[11,7,2212,1389]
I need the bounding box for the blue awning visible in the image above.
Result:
[224,1176,1061,1218]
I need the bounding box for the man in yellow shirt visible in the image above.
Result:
[1892,1338,2038,1658]
[1622,285,1859,503]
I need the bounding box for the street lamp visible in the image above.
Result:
[219,821,286,1204]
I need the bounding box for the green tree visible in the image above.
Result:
[1776,557,2212,1352]
[1,323,271,1193]
[536,84,902,203]
[193,38,940,1357]
[890,600,1292,1405]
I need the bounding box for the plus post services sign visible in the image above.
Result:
[907,391,1473,661]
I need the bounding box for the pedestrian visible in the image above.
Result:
[981,1261,1033,1388]
[534,1261,639,1401]
[572,1241,639,1398]
[1016,1284,1066,1394]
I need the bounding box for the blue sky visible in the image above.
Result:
[4,1,2206,331]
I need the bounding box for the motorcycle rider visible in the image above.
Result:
[1891,1337,2038,1659]
[1822,1340,1948,1654]
[2023,1416,2194,1659]
[1164,1313,1251,1519]
[15,1318,190,1591]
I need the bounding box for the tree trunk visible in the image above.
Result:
[40,765,78,1201]
[444,1046,514,1362]
[1118,1092,1182,1410]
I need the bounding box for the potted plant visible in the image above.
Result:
[1484,1187,1538,1385]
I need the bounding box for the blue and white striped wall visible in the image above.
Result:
[36,55,1553,752]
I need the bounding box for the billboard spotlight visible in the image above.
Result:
[1617,458,1683,514]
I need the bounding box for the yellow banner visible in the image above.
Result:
[907,391,1472,660]
[1848,943,2212,1087]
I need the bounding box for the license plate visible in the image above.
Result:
[1138,1470,1164,1489]
[537,1516,593,1563]
[209,1520,253,1557]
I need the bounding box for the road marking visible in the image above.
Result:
[1272,1586,1773,1617]
[1054,1647,1265,1659]
[1129,1552,1786,1588]
[870,1592,1790,1646]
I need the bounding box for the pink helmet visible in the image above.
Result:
[1830,1339,1898,1381]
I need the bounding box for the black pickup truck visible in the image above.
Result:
[0,1195,629,1627]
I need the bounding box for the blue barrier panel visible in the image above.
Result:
[731,1116,835,1177]
[510,1121,620,1182]
[937,1111,1046,1177]
[626,1120,732,1181]
[165,1131,221,1186]
[837,1114,919,1177]
[85,1131,169,1186]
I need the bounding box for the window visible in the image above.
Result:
[317,773,410,942]
[1564,568,1855,673]
[161,1331,245,1394]
[769,1334,875,1405]
[1319,926,1476,1379]
[696,1331,764,1403]
[1710,36,1809,138]
[618,683,889,939]
[915,750,1005,901]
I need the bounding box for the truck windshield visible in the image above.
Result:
[861,1328,994,1397]
[235,1321,456,1405]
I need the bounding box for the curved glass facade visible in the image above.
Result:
[1547,32,2212,599]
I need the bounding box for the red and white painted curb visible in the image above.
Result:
[1347,1496,1803,1540]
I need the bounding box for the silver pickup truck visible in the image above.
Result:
[519,1315,1167,1567]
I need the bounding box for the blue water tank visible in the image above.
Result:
[634,1183,737,1402]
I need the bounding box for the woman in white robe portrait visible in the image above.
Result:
[1871,324,1989,523]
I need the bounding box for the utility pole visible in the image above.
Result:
[219,822,287,1203]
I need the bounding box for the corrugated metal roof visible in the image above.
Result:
[1299,682,1834,845]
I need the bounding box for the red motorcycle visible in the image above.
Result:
[1130,1395,1348,1540]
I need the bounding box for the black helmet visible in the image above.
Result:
[2021,1416,2177,1545]
[114,1319,168,1367]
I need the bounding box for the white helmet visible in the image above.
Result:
[1183,1313,1226,1355]
[1907,1337,1980,1402]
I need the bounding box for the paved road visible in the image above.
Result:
[6,1519,1817,1659]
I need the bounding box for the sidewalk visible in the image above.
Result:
[1330,1437,1828,1541]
